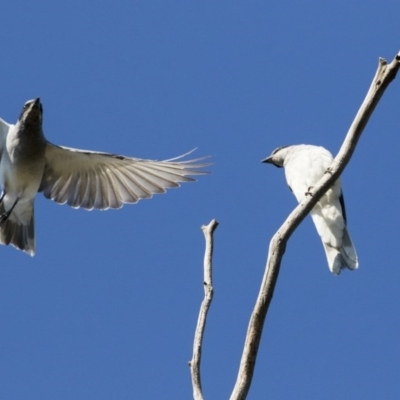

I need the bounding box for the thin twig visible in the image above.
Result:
[189,219,219,400]
[230,51,400,400]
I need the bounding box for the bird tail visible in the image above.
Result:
[322,226,358,275]
[340,227,358,270]
[0,203,35,256]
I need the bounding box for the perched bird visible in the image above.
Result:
[262,144,358,275]
[0,98,209,256]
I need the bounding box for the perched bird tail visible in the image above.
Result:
[0,203,35,256]
[322,227,358,275]
[340,227,358,270]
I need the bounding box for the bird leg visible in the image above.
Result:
[0,192,5,204]
[0,198,18,223]
[306,169,333,196]
[305,186,313,197]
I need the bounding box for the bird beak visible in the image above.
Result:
[34,98,41,106]
[261,155,282,168]
[261,156,272,164]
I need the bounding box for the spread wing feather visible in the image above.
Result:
[39,144,209,210]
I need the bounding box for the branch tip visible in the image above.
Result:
[190,218,217,399]
[202,219,219,235]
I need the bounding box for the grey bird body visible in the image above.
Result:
[0,98,208,256]
[263,144,358,275]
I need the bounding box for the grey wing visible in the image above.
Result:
[0,118,11,162]
[39,143,210,210]
[339,191,347,223]
[338,191,358,269]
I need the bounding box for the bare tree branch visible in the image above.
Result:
[189,219,219,400]
[230,51,400,400]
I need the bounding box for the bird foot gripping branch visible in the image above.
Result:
[305,186,314,197]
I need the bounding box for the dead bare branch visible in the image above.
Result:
[230,51,400,400]
[189,219,218,400]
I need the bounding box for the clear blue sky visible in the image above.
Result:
[0,1,399,399]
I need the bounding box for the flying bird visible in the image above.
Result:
[0,98,209,256]
[262,144,358,275]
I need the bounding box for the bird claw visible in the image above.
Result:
[0,207,13,224]
[0,213,9,224]
[305,186,313,197]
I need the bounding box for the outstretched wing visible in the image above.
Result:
[39,143,209,210]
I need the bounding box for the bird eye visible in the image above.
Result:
[22,102,32,111]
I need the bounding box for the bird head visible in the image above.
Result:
[18,98,43,128]
[261,146,291,168]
